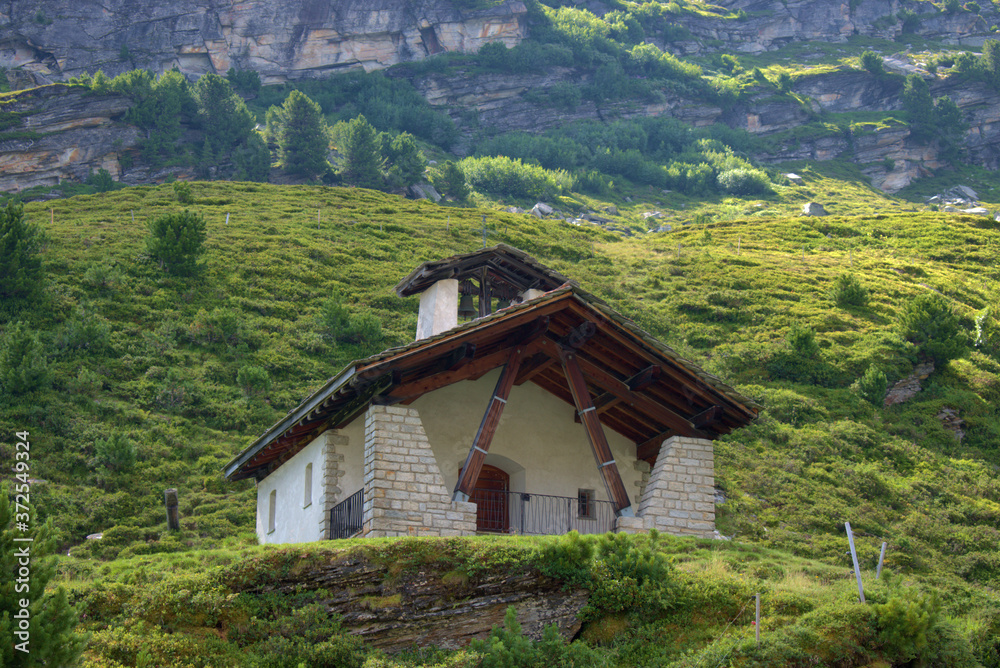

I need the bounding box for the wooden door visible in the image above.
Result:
[468,464,509,533]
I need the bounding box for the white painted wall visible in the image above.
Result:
[412,369,645,532]
[255,419,365,545]
[258,368,647,542]
[416,279,459,340]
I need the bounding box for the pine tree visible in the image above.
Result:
[385,132,426,188]
[898,293,968,365]
[902,74,934,139]
[0,484,87,667]
[146,210,208,276]
[193,73,255,157]
[336,115,384,189]
[981,39,1000,90]
[431,161,470,202]
[0,322,50,398]
[0,203,44,302]
[278,90,330,180]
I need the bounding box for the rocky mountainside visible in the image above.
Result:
[0,0,526,82]
[669,0,996,55]
[0,84,139,192]
[4,0,1000,194]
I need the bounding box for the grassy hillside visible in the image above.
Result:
[2,181,1000,665]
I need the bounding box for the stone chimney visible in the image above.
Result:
[416,279,458,340]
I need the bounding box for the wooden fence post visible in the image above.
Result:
[165,488,180,531]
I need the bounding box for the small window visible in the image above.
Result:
[268,490,277,533]
[303,463,313,508]
[577,489,595,519]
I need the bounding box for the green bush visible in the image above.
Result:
[832,273,869,307]
[94,433,138,472]
[468,607,605,668]
[173,180,193,204]
[898,293,968,365]
[860,50,885,75]
[716,167,772,195]
[857,365,888,406]
[146,210,208,275]
[459,155,573,200]
[87,167,116,192]
[236,365,271,398]
[430,161,470,202]
[0,321,50,398]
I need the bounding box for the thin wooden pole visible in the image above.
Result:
[876,541,887,579]
[50,208,54,225]
[755,592,761,646]
[846,521,866,603]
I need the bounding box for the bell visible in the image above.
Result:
[458,294,477,319]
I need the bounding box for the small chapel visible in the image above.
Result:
[224,244,758,543]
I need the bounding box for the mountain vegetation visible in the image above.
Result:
[4,0,1000,665]
[0,179,999,665]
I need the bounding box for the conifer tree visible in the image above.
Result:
[193,73,255,157]
[0,322,50,398]
[277,90,330,180]
[146,210,208,276]
[0,484,87,667]
[0,203,44,302]
[385,132,426,188]
[337,115,384,189]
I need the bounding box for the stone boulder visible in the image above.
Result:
[802,202,827,216]
[530,202,553,218]
[409,183,441,203]
[784,173,804,185]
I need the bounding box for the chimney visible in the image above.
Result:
[416,279,458,340]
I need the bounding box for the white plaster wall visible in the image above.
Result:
[412,369,644,532]
[256,433,327,544]
[256,420,364,545]
[338,419,366,502]
[416,279,459,340]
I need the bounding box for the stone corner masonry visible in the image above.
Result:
[616,435,715,539]
[362,404,477,537]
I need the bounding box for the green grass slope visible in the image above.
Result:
[1,181,999,665]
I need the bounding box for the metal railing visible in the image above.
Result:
[471,488,615,535]
[329,488,364,540]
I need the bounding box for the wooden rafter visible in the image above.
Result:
[453,344,529,501]
[560,349,633,515]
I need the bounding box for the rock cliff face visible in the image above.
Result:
[235,552,588,652]
[0,0,526,82]
[0,84,140,192]
[667,0,997,56]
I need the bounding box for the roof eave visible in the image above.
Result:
[223,365,358,481]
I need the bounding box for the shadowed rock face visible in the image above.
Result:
[0,85,141,193]
[0,0,527,82]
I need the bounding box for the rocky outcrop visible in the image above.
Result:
[665,0,997,56]
[884,362,935,408]
[0,0,527,82]
[0,84,140,192]
[235,552,587,652]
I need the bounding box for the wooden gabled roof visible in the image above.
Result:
[224,281,759,483]
[394,243,571,297]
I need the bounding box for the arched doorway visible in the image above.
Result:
[468,464,510,533]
